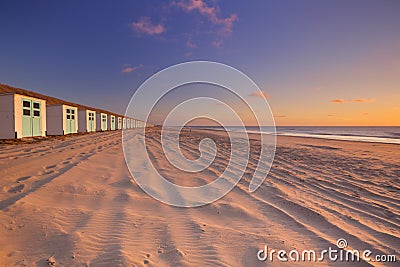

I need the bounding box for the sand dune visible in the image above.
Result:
[0,129,399,266]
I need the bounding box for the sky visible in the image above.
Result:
[0,0,399,126]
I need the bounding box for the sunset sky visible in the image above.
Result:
[0,0,399,125]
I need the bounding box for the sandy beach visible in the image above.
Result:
[0,129,399,266]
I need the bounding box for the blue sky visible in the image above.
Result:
[1,0,399,125]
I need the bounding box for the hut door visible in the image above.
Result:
[22,99,42,137]
[66,108,76,134]
[111,116,115,130]
[88,112,95,132]
[102,114,107,130]
[66,108,71,134]
[31,101,42,136]
[22,99,33,137]
[70,109,76,133]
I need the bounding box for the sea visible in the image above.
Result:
[191,126,400,144]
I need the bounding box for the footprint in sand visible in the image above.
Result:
[8,184,25,193]
[37,165,57,175]
[39,170,55,175]
[62,161,71,165]
[16,176,31,182]
[45,165,57,169]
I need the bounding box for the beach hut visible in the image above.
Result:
[122,117,127,129]
[117,117,122,130]
[78,109,96,133]
[109,115,116,130]
[96,112,108,131]
[47,104,78,135]
[0,93,47,139]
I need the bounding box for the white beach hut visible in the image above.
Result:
[96,112,108,131]
[78,109,96,133]
[47,104,78,135]
[122,117,127,129]
[0,93,47,139]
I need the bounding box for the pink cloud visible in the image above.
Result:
[121,64,143,73]
[174,0,238,35]
[131,17,165,35]
[186,38,197,48]
[249,90,270,99]
[212,39,223,48]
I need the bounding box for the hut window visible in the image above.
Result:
[23,109,30,116]
[23,101,30,107]
[71,110,75,114]
[34,110,40,117]
[71,115,75,119]
[33,103,40,109]
[67,115,71,119]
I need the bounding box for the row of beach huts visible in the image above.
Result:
[0,83,152,139]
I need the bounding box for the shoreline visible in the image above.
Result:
[192,128,400,147]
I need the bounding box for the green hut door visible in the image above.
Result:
[88,112,95,132]
[32,102,41,136]
[102,114,107,130]
[66,108,76,134]
[22,99,41,137]
[111,116,115,130]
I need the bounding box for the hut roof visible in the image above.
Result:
[0,83,125,118]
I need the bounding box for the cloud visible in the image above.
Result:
[250,90,269,99]
[249,90,270,99]
[131,17,165,35]
[174,0,238,35]
[331,98,375,103]
[185,37,197,48]
[212,39,223,48]
[350,98,375,103]
[121,64,143,73]
[331,99,345,103]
